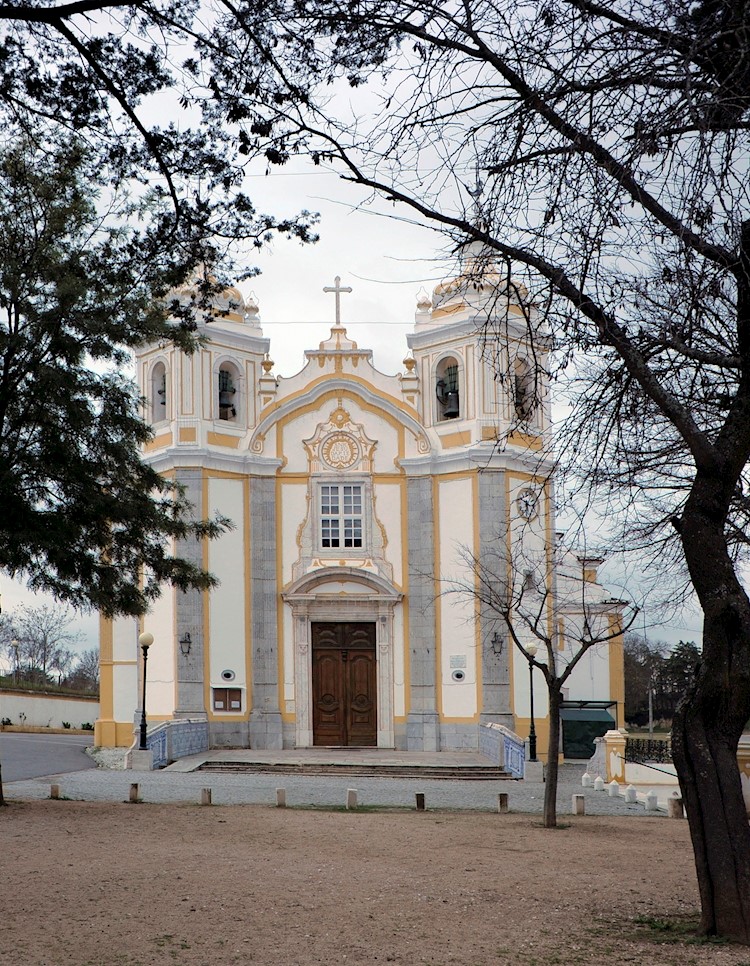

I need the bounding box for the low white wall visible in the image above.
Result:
[624,760,679,785]
[0,689,99,729]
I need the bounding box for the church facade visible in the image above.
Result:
[96,252,625,757]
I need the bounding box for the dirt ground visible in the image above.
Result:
[3,801,750,966]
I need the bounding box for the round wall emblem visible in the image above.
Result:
[321,432,359,469]
[517,488,539,520]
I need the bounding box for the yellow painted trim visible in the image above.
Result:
[472,473,482,715]
[608,613,625,728]
[144,431,172,452]
[203,467,247,481]
[401,476,411,718]
[439,429,472,448]
[245,476,253,714]
[507,430,543,451]
[178,427,197,443]
[276,472,286,717]
[260,382,420,444]
[439,713,482,724]
[94,719,136,748]
[100,615,113,665]
[505,472,515,717]
[514,716,555,763]
[433,474,443,717]
[203,471,211,719]
[207,431,241,449]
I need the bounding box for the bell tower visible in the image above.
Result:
[406,243,548,447]
[137,283,270,455]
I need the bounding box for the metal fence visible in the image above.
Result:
[625,737,672,763]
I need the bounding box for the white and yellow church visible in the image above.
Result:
[96,249,625,759]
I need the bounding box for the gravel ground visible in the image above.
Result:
[4,763,665,816]
[2,801,745,966]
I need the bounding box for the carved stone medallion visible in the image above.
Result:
[321,432,360,469]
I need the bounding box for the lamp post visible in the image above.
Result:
[138,632,153,751]
[527,641,538,762]
[11,639,19,686]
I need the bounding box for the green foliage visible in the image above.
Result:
[81,722,94,731]
[0,139,235,616]
[624,634,701,724]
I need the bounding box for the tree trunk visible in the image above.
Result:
[674,473,750,943]
[543,686,562,827]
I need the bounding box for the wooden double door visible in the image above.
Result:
[312,622,377,746]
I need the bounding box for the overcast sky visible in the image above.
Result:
[2,159,703,653]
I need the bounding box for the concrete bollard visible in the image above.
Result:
[668,792,684,819]
[346,788,358,810]
[415,792,426,811]
[129,783,140,803]
[581,772,593,787]
[572,794,585,816]
[607,780,620,797]
[645,790,658,811]
[50,784,60,800]
[276,788,286,808]
[593,776,605,791]
[201,787,212,806]
[497,793,509,813]
[625,784,638,803]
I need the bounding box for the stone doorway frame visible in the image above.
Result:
[282,568,403,749]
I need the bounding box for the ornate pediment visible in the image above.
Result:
[303,404,377,473]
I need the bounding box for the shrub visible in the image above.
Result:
[62,721,71,729]
[81,722,94,731]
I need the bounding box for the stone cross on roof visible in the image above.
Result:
[323,275,353,325]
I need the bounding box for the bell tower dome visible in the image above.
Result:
[406,243,549,449]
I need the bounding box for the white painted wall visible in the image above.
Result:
[0,691,99,729]
[146,581,175,717]
[437,476,478,718]
[208,478,247,693]
[373,481,403,587]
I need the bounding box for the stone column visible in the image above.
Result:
[377,610,395,748]
[174,468,208,719]
[294,614,313,748]
[248,475,283,749]
[477,469,514,729]
[405,476,440,750]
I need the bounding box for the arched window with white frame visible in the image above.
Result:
[435,355,461,421]
[514,357,536,424]
[217,362,241,422]
[151,361,168,423]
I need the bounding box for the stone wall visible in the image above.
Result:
[0,689,98,729]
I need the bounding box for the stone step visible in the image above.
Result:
[196,760,512,780]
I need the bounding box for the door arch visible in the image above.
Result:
[282,568,402,748]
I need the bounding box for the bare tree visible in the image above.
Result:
[7,604,82,686]
[66,648,100,693]
[196,0,750,942]
[4,0,750,940]
[447,537,633,827]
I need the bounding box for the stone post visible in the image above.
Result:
[603,729,627,783]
